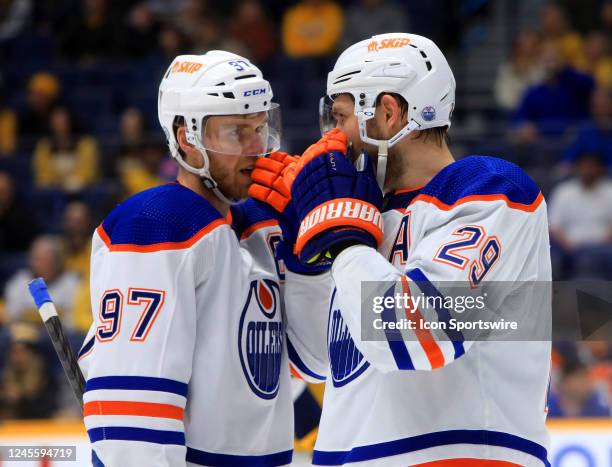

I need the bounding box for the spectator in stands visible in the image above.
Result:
[494,31,544,111]
[0,0,32,41]
[548,359,611,417]
[63,201,92,278]
[229,0,276,65]
[562,86,612,170]
[557,0,601,35]
[62,201,93,333]
[148,0,186,19]
[18,72,60,149]
[600,1,612,39]
[0,323,57,419]
[549,152,612,279]
[157,24,191,62]
[579,30,612,88]
[193,17,247,57]
[111,107,165,196]
[124,2,160,58]
[538,3,584,69]
[0,171,38,253]
[0,78,16,157]
[33,106,99,193]
[59,0,124,62]
[341,0,407,49]
[282,0,343,58]
[4,235,79,326]
[512,40,594,143]
[177,0,211,40]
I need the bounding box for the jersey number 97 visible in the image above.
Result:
[97,288,166,342]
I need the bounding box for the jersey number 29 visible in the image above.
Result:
[433,225,501,288]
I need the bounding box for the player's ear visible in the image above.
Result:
[379,94,401,130]
[176,126,193,154]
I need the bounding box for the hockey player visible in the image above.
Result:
[250,33,552,466]
[78,51,296,466]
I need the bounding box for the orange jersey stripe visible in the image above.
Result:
[411,191,544,213]
[401,276,445,370]
[97,218,227,253]
[240,219,279,240]
[394,185,425,195]
[413,459,522,467]
[289,363,304,380]
[83,401,184,420]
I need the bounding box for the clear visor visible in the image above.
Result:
[202,103,281,156]
[319,95,336,136]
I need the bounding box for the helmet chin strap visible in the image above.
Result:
[357,109,422,192]
[376,140,388,191]
[175,130,238,206]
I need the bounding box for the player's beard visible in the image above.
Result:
[208,154,253,201]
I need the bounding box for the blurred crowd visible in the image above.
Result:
[0,0,610,423]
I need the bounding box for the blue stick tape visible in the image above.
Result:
[28,278,52,309]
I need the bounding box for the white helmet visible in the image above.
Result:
[320,33,455,188]
[158,50,281,204]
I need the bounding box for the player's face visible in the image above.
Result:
[205,113,268,200]
[331,95,363,159]
[331,94,379,160]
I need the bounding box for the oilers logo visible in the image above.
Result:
[238,278,283,399]
[328,289,370,387]
[421,106,436,122]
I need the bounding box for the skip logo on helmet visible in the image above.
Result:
[367,37,411,52]
[171,61,203,74]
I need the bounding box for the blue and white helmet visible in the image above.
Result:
[158,50,281,203]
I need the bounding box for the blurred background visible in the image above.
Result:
[0,0,610,464]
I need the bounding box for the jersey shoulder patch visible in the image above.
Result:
[414,156,542,211]
[230,198,279,240]
[98,183,226,251]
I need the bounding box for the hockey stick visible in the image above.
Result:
[28,277,85,411]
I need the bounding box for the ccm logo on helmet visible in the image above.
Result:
[367,38,410,52]
[171,61,203,74]
[243,88,266,97]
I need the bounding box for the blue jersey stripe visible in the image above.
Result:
[85,376,188,397]
[287,338,326,381]
[312,429,549,466]
[380,284,414,370]
[91,449,105,467]
[406,268,465,359]
[78,335,95,359]
[186,447,293,466]
[88,427,185,445]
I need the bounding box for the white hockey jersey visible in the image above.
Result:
[312,156,552,466]
[78,183,294,467]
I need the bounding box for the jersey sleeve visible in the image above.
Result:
[331,163,548,373]
[82,186,223,466]
[284,270,332,383]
